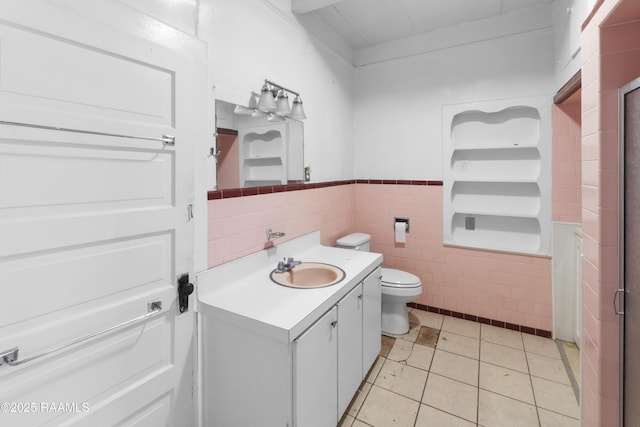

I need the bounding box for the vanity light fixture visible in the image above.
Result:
[256,79,306,120]
[234,80,306,121]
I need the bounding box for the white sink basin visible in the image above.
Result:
[270,262,346,288]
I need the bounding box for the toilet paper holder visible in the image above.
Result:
[394,217,409,232]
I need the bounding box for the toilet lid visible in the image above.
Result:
[336,233,371,247]
[381,268,421,288]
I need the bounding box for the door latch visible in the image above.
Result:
[178,273,194,314]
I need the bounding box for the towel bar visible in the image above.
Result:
[0,300,162,368]
[0,120,175,145]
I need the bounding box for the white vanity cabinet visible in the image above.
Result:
[197,232,383,427]
[200,267,381,427]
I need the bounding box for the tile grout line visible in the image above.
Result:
[348,354,380,427]
[414,344,430,427]
[418,337,438,426]
[477,339,482,427]
[522,333,543,427]
[556,340,581,403]
[361,312,580,427]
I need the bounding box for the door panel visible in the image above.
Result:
[621,77,640,426]
[0,2,202,425]
[2,317,173,426]
[1,234,171,327]
[0,21,174,134]
[0,143,173,211]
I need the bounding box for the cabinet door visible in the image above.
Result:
[338,283,364,417]
[294,306,338,427]
[363,267,382,374]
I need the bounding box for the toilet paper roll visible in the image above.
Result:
[395,222,406,243]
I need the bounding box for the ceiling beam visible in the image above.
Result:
[291,0,343,15]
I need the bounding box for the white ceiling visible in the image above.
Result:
[292,0,554,49]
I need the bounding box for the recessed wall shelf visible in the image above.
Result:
[443,97,551,255]
[239,125,286,187]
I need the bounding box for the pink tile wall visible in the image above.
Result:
[207,185,356,267]
[207,181,553,331]
[580,1,640,425]
[552,100,582,223]
[216,134,240,189]
[354,184,552,331]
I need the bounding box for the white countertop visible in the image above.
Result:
[196,232,382,343]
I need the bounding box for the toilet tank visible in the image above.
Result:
[336,233,371,252]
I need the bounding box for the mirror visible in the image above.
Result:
[215,100,304,189]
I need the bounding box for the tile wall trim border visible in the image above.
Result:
[407,302,552,339]
[208,179,444,200]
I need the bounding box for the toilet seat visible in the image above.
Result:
[381,268,421,288]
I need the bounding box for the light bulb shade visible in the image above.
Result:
[290,96,307,120]
[257,83,277,112]
[276,90,291,116]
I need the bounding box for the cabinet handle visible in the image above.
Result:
[330,320,338,328]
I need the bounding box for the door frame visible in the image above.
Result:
[618,75,640,426]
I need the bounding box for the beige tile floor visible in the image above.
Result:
[340,308,581,427]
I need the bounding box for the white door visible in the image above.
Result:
[0,2,204,426]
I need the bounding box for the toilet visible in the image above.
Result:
[336,233,422,335]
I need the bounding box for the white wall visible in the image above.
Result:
[197,0,355,184]
[353,13,556,180]
[553,0,589,89]
[118,0,570,184]
[115,0,199,35]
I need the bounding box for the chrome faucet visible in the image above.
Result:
[266,228,286,241]
[275,257,301,273]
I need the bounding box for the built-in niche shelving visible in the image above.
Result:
[239,126,286,187]
[443,97,551,255]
